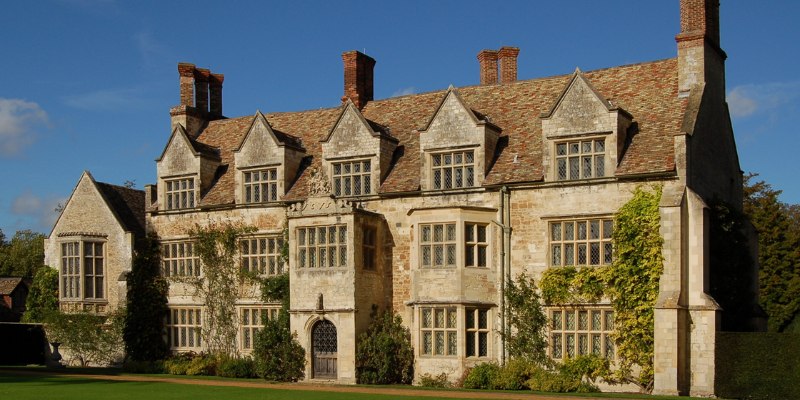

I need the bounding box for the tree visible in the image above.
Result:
[356,311,414,384]
[0,230,46,278]
[124,234,169,362]
[45,309,125,367]
[22,267,58,323]
[252,309,306,382]
[743,174,800,332]
[504,273,548,365]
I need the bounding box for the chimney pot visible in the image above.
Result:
[342,51,375,109]
[477,50,498,85]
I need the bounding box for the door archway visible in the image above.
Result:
[311,319,337,379]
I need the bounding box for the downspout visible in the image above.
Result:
[503,185,512,364]
[499,187,506,366]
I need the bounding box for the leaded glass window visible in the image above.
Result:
[297,225,348,268]
[420,307,457,356]
[550,308,615,360]
[431,150,475,189]
[550,218,613,266]
[420,223,456,268]
[243,168,278,203]
[555,138,605,180]
[466,308,490,357]
[162,241,200,277]
[165,178,195,209]
[166,307,202,351]
[333,160,371,196]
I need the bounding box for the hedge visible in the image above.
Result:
[716,332,800,399]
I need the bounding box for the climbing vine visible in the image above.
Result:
[504,273,549,364]
[539,266,605,305]
[179,221,255,357]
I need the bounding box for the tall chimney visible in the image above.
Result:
[341,50,375,109]
[676,0,725,95]
[498,46,520,84]
[477,50,498,85]
[209,73,224,118]
[194,68,210,113]
[178,63,196,107]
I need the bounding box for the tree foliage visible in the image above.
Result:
[603,186,663,392]
[180,222,255,357]
[743,174,800,332]
[356,311,414,384]
[45,309,125,366]
[540,266,605,305]
[504,273,548,364]
[0,230,45,278]
[124,234,169,362]
[252,309,305,381]
[22,266,58,323]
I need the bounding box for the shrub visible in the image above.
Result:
[490,358,539,390]
[185,353,217,376]
[22,267,58,323]
[163,353,195,375]
[44,309,125,367]
[527,367,599,393]
[558,354,612,384]
[418,373,450,388]
[124,234,169,362]
[217,356,257,378]
[462,362,500,389]
[122,359,165,374]
[356,311,414,384]
[252,310,305,382]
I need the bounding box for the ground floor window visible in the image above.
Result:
[420,306,457,356]
[549,307,614,359]
[239,306,280,351]
[166,307,203,351]
[465,308,490,357]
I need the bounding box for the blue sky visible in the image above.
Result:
[1,1,798,235]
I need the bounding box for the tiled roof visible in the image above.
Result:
[191,58,684,205]
[0,277,25,295]
[95,182,146,238]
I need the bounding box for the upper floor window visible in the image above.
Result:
[60,241,105,300]
[162,241,200,277]
[556,139,605,180]
[432,150,474,190]
[362,227,376,270]
[241,236,284,276]
[244,169,278,203]
[420,223,456,268]
[333,160,371,196]
[297,225,347,268]
[465,223,488,268]
[165,178,195,209]
[550,218,613,267]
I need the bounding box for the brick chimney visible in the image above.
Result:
[498,46,520,84]
[178,62,196,107]
[477,50,498,85]
[676,0,725,95]
[209,73,224,118]
[341,50,375,109]
[194,68,210,113]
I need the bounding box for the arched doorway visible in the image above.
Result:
[312,319,337,379]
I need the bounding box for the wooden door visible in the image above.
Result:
[312,320,337,379]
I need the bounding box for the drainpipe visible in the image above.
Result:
[494,186,511,366]
[504,186,512,364]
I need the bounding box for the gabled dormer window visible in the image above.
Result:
[165,177,195,209]
[432,150,475,190]
[555,139,606,181]
[243,168,278,203]
[332,159,372,196]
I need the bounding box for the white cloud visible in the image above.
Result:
[727,81,800,119]
[0,98,49,157]
[134,30,170,71]
[63,87,147,111]
[392,87,417,97]
[11,191,67,233]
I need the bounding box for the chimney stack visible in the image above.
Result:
[477,50,498,85]
[676,0,725,94]
[498,46,520,84]
[194,68,210,113]
[178,63,196,107]
[341,50,375,109]
[209,73,224,118]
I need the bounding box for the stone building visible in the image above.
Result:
[46,0,757,396]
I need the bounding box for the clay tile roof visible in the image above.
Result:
[189,58,683,205]
[95,182,146,237]
[0,277,25,295]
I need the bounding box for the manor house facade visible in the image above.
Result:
[45,1,756,396]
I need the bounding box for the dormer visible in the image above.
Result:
[155,125,220,211]
[541,69,632,182]
[320,100,398,197]
[233,111,305,204]
[419,87,500,191]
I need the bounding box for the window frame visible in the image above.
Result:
[296,225,348,269]
[419,222,457,269]
[430,149,475,190]
[465,308,491,358]
[240,236,285,276]
[464,223,488,268]
[332,159,372,197]
[166,307,203,351]
[548,307,615,360]
[243,168,279,203]
[164,177,196,210]
[162,241,200,277]
[419,306,458,357]
[549,217,613,267]
[362,227,377,271]
[554,138,606,181]
[59,239,106,301]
